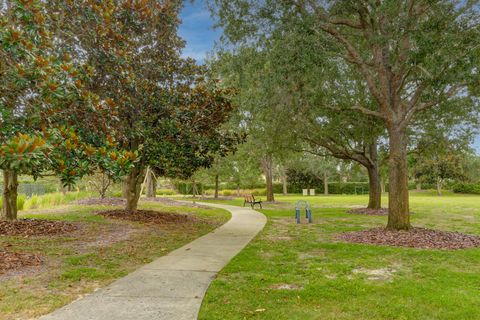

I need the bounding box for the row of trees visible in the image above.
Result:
[0,0,240,220]
[205,0,480,230]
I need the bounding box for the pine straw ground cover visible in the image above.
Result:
[0,202,230,320]
[198,192,480,320]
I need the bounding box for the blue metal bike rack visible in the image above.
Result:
[295,200,312,224]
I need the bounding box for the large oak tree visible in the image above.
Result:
[211,0,480,229]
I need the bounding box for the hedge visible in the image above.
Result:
[452,183,480,194]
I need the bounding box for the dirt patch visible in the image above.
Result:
[265,235,294,242]
[352,268,396,281]
[74,197,125,206]
[271,283,303,290]
[337,227,480,249]
[0,247,42,275]
[0,219,77,237]
[79,222,139,251]
[97,209,197,225]
[347,208,389,216]
[346,208,414,216]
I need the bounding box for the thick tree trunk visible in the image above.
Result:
[367,164,382,209]
[386,127,411,230]
[214,174,219,199]
[145,169,156,198]
[323,172,329,195]
[436,177,443,196]
[282,174,288,196]
[261,155,274,202]
[125,168,145,211]
[2,170,18,221]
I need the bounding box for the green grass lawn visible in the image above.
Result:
[0,200,230,320]
[199,192,480,320]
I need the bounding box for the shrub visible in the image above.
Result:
[222,190,233,196]
[24,194,39,210]
[156,188,177,196]
[452,183,480,194]
[23,191,93,210]
[17,194,26,211]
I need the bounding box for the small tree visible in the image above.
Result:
[87,171,113,199]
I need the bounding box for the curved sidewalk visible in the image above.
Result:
[39,203,266,320]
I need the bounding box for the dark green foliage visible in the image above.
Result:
[286,168,323,192]
[452,183,480,194]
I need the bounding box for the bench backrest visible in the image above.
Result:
[244,194,255,202]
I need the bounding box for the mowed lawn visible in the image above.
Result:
[0,201,230,320]
[199,192,480,320]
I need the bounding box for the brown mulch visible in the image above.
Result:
[346,208,390,216]
[0,219,78,237]
[337,227,480,249]
[97,209,197,225]
[75,197,212,209]
[0,247,42,274]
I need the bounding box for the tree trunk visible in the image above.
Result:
[386,127,410,230]
[416,181,422,191]
[121,176,129,198]
[214,174,219,199]
[367,164,382,209]
[436,177,443,196]
[59,179,67,195]
[145,169,156,198]
[2,170,18,221]
[261,155,274,202]
[125,167,145,211]
[282,174,288,196]
[191,180,196,197]
[323,171,329,195]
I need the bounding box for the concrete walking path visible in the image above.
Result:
[39,203,266,320]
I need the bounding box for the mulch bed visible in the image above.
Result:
[337,227,480,249]
[75,197,212,209]
[346,208,390,216]
[97,209,197,225]
[0,247,42,275]
[0,219,77,237]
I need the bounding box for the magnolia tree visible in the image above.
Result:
[51,0,241,211]
[0,1,134,220]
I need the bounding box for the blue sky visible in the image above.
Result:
[179,1,480,153]
[179,0,220,64]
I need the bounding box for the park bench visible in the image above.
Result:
[243,194,262,209]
